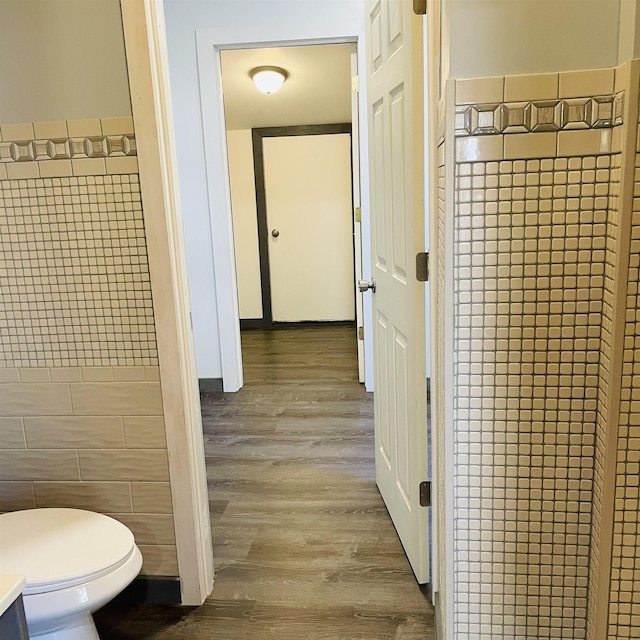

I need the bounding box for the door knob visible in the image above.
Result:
[271,229,280,238]
[358,278,376,293]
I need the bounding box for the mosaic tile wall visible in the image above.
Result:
[435,137,449,637]
[0,117,156,367]
[453,154,611,640]
[445,63,640,640]
[0,118,177,577]
[585,152,621,640]
[0,174,157,367]
[607,126,640,639]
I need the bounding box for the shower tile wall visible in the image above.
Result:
[448,67,630,640]
[0,117,177,577]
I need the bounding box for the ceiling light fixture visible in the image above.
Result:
[250,66,288,94]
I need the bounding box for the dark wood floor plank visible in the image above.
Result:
[95,325,434,638]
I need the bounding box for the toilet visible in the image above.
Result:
[0,508,143,640]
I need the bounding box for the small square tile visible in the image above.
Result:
[502,103,532,134]
[591,96,615,127]
[530,101,562,132]
[561,98,592,130]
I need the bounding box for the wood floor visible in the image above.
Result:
[95,324,435,639]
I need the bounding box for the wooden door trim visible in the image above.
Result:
[120,0,213,605]
[250,124,353,328]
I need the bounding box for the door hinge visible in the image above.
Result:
[419,481,431,507]
[358,326,364,341]
[416,251,429,282]
[355,207,361,223]
[352,74,360,93]
[413,0,427,15]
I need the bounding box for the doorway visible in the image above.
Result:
[220,44,363,371]
[190,25,374,392]
[251,125,354,325]
[124,0,432,609]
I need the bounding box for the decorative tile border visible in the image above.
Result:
[0,134,136,163]
[455,92,624,136]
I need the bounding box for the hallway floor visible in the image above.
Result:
[95,324,435,639]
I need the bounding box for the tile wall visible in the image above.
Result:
[0,117,178,577]
[434,128,449,638]
[607,100,640,640]
[444,65,640,640]
[587,144,621,640]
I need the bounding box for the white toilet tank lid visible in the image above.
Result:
[0,508,136,595]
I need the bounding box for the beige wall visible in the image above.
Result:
[445,0,620,79]
[619,0,640,62]
[0,115,178,577]
[0,0,132,123]
[226,129,263,320]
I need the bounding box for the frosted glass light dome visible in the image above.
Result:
[250,66,288,94]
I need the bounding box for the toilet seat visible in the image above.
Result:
[0,508,136,596]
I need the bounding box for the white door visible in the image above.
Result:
[365,0,429,582]
[263,133,355,322]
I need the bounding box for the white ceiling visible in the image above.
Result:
[220,43,353,131]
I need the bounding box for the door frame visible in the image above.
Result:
[244,123,354,329]
[119,0,213,605]
[194,26,374,392]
